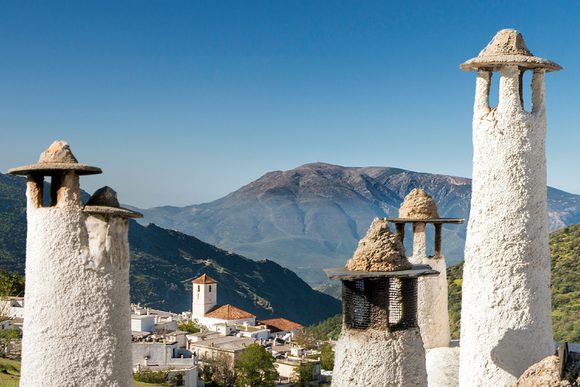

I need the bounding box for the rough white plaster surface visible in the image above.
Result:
[333,328,427,387]
[459,66,553,386]
[85,214,133,385]
[409,225,450,350]
[20,173,132,386]
[426,346,459,387]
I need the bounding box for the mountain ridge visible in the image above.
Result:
[135,162,579,284]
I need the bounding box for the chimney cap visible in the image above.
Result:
[83,186,142,218]
[8,140,102,176]
[398,188,439,219]
[460,29,561,72]
[323,264,439,281]
[345,218,411,272]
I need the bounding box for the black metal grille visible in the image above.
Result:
[342,277,418,331]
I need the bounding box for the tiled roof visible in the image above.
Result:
[259,318,303,332]
[192,274,217,284]
[205,304,255,320]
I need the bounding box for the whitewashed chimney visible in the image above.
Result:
[326,218,436,387]
[9,141,142,386]
[458,29,561,386]
[390,188,463,350]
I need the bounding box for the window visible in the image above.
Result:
[209,285,212,292]
[197,285,200,292]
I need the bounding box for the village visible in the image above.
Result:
[1,271,328,386]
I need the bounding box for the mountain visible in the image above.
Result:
[447,223,580,343]
[136,162,580,283]
[0,172,340,325]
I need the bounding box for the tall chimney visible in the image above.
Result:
[458,30,561,386]
[9,141,141,386]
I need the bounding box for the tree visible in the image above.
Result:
[133,368,168,384]
[292,330,317,349]
[201,353,237,387]
[201,362,218,387]
[0,328,21,358]
[293,361,316,386]
[320,343,334,371]
[177,319,202,334]
[294,314,342,350]
[235,344,278,387]
[0,270,24,298]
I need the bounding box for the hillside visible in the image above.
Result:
[0,174,26,273]
[136,162,580,283]
[0,173,340,325]
[304,225,579,344]
[447,224,580,342]
[128,222,340,324]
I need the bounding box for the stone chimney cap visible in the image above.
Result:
[324,264,438,281]
[83,186,142,218]
[398,188,439,220]
[460,29,561,72]
[8,140,102,176]
[345,218,411,272]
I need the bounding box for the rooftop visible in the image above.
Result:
[131,331,151,339]
[131,314,155,320]
[205,304,255,320]
[236,324,269,332]
[189,335,256,352]
[192,273,217,285]
[260,318,303,332]
[188,331,222,340]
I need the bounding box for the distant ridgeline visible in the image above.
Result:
[0,172,340,325]
[134,163,580,284]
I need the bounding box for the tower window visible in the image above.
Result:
[209,285,212,292]
[197,285,200,292]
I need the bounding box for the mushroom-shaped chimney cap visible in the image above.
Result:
[83,186,142,218]
[399,188,439,219]
[345,218,411,272]
[460,29,561,72]
[8,140,102,176]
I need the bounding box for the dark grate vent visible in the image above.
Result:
[342,277,418,331]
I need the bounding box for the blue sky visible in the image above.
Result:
[0,1,578,207]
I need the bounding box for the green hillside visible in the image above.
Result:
[448,223,580,342]
[306,225,579,343]
[0,174,26,273]
[546,224,580,342]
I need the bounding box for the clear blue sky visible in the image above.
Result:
[0,1,578,207]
